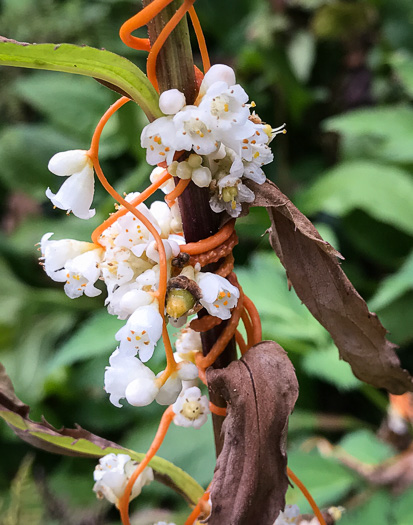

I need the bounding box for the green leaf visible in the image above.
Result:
[323,105,413,163]
[339,430,395,465]
[46,310,124,374]
[370,250,413,310]
[0,37,162,120]
[1,455,44,525]
[390,51,413,99]
[302,344,361,390]
[13,71,126,156]
[394,486,413,525]
[339,490,392,525]
[296,161,413,236]
[286,450,358,512]
[0,124,80,196]
[236,252,330,352]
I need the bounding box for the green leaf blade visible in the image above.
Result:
[0,38,162,121]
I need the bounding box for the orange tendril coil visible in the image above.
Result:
[180,219,235,255]
[188,231,238,267]
[190,314,223,332]
[243,294,262,345]
[241,307,254,349]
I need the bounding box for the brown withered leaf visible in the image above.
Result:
[206,341,299,525]
[246,179,413,394]
[0,363,29,418]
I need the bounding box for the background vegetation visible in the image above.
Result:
[1,0,413,523]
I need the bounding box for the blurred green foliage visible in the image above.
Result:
[1,0,413,523]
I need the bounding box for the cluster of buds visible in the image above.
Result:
[141,64,284,217]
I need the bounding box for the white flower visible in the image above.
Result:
[175,328,202,356]
[153,522,176,525]
[115,303,163,362]
[93,453,153,505]
[64,248,103,299]
[172,386,210,429]
[106,284,154,320]
[199,81,250,131]
[104,350,159,407]
[209,173,255,217]
[173,105,219,155]
[46,149,95,219]
[40,232,100,282]
[242,142,273,184]
[156,359,198,406]
[159,88,186,115]
[274,505,301,525]
[141,116,176,165]
[199,64,236,94]
[39,232,103,299]
[239,124,269,162]
[196,272,239,320]
[150,167,175,194]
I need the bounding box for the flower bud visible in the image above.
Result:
[166,289,196,319]
[159,89,186,115]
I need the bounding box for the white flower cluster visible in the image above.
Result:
[141,64,284,217]
[93,453,153,505]
[40,177,236,416]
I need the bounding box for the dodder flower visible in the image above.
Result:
[93,453,153,505]
[172,386,210,429]
[196,272,240,320]
[115,303,163,362]
[40,233,103,298]
[46,150,95,219]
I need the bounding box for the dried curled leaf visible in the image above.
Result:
[247,179,413,394]
[206,341,299,525]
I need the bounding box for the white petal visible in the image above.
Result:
[46,165,95,220]
[48,149,89,176]
[125,376,159,406]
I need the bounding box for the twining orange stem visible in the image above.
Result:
[188,6,210,73]
[235,329,248,355]
[87,97,168,322]
[287,467,326,525]
[181,219,235,255]
[209,402,227,417]
[158,322,178,386]
[243,295,262,346]
[91,170,171,246]
[184,488,211,525]
[241,308,254,349]
[118,406,175,525]
[89,96,130,153]
[119,0,174,52]
[165,178,191,206]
